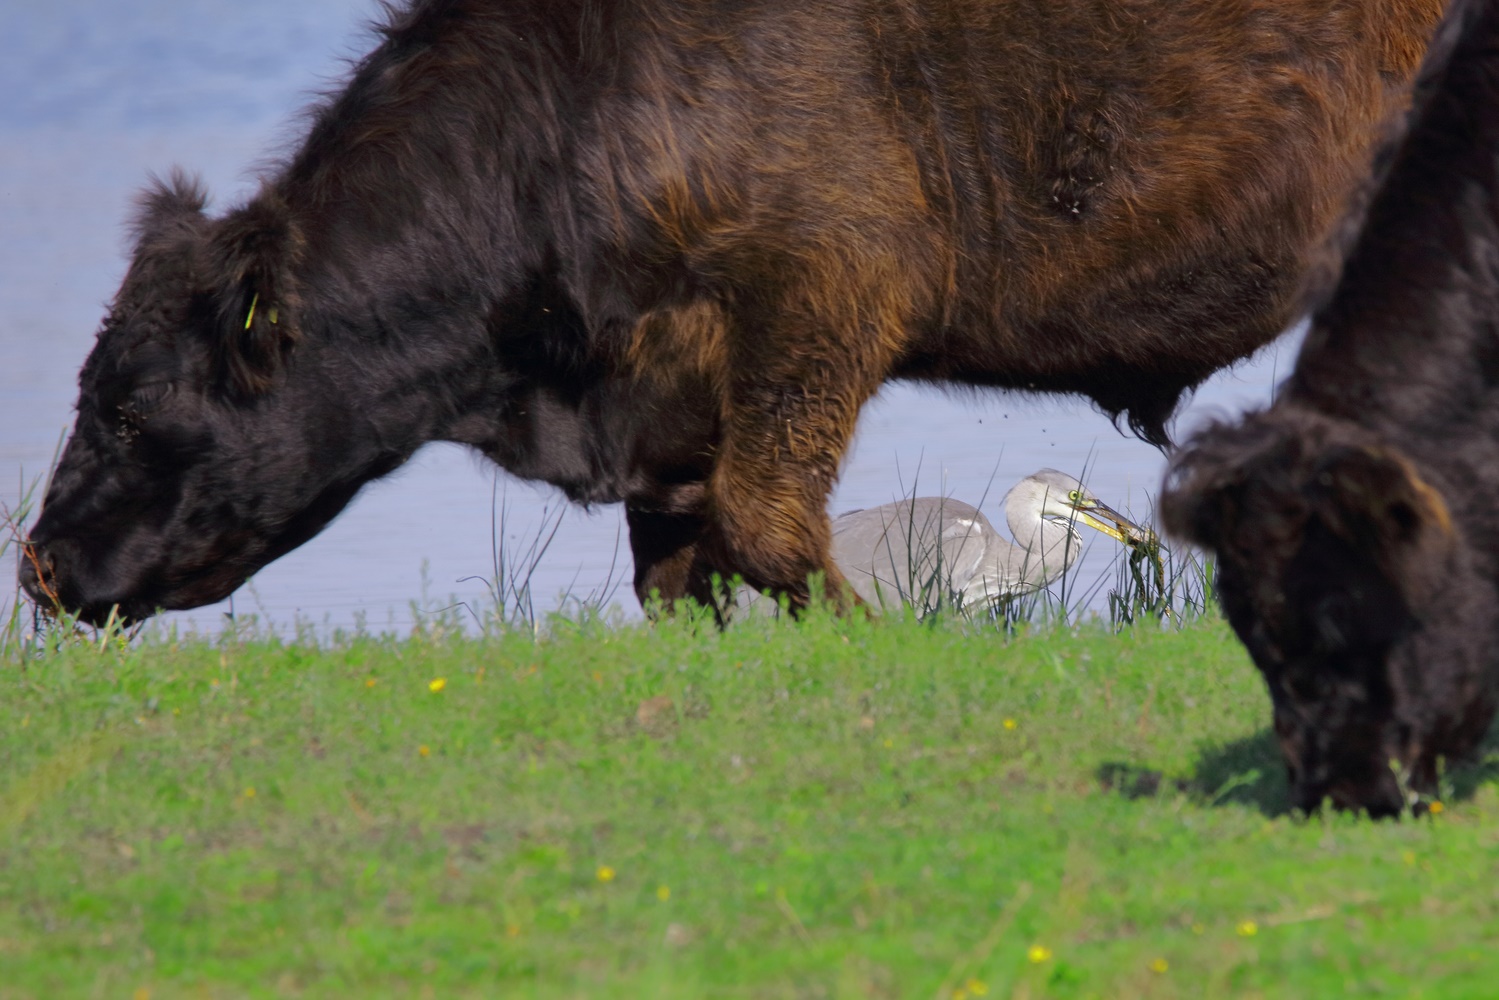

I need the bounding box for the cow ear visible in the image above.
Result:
[1310,445,1455,592]
[206,191,302,397]
[131,170,209,248]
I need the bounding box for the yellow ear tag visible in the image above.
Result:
[244,292,259,330]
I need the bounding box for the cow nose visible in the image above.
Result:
[17,542,58,607]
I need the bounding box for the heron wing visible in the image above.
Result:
[832,498,994,613]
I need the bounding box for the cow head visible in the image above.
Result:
[1162,410,1496,817]
[20,174,396,624]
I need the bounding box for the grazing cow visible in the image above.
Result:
[1163,0,1499,817]
[20,0,1443,624]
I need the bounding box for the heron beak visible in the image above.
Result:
[1073,501,1154,547]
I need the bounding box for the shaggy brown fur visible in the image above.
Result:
[23,0,1442,623]
[1163,0,1499,817]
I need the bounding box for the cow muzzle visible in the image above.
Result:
[1289,756,1410,819]
[16,541,58,611]
[16,537,137,627]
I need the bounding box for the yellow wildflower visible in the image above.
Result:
[597,865,616,883]
[1027,944,1052,963]
[1237,920,1258,937]
[657,885,671,902]
[965,978,989,996]
[418,745,431,758]
[366,678,378,688]
[1150,958,1169,974]
[243,787,256,799]
[1003,718,1018,731]
[429,678,447,693]
[1428,800,1445,815]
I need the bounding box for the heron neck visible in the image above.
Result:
[1004,516,1083,590]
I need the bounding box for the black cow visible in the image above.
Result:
[1164,0,1499,816]
[21,0,1442,623]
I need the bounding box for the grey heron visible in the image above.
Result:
[826,469,1153,615]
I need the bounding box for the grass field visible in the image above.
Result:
[3,606,1498,999]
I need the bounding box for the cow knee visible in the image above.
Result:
[711,493,855,612]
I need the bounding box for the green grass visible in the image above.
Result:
[2,610,1498,999]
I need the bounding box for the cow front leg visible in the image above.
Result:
[625,505,723,615]
[707,374,877,616]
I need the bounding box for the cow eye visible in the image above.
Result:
[128,381,174,414]
[115,381,174,442]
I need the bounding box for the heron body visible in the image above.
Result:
[826,470,1150,614]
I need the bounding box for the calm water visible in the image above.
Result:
[0,1,1298,633]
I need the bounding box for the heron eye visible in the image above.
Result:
[1068,490,1081,502]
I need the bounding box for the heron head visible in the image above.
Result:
[1011,469,1153,545]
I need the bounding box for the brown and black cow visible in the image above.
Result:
[21,0,1443,623]
[1165,0,1499,817]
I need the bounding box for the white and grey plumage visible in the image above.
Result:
[828,469,1152,614]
